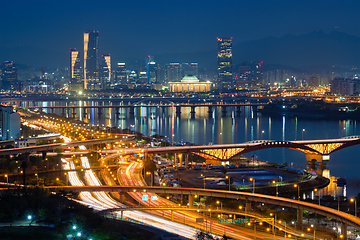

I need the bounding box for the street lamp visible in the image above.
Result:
[225,175,231,191]
[261,130,264,140]
[216,201,223,211]
[314,188,320,205]
[250,177,255,194]
[270,213,276,238]
[294,184,300,200]
[201,174,206,189]
[302,129,305,140]
[307,226,316,240]
[4,174,8,185]
[272,180,278,197]
[350,198,357,217]
[35,173,38,186]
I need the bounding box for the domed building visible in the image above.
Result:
[169,75,212,93]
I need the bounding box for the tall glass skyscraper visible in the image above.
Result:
[84,30,99,89]
[70,48,81,80]
[217,37,233,85]
[100,54,111,88]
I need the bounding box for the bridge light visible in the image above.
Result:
[266,228,270,231]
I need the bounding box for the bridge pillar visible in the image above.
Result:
[176,106,181,116]
[296,208,303,230]
[185,153,189,167]
[51,107,55,114]
[305,154,325,167]
[188,195,194,208]
[72,108,76,118]
[61,108,65,116]
[121,210,123,220]
[190,106,196,118]
[115,107,120,116]
[179,154,182,166]
[174,153,177,166]
[341,222,347,239]
[221,106,227,117]
[245,200,251,214]
[82,108,87,117]
[41,151,47,160]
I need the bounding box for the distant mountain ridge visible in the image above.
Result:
[156,30,360,70]
[1,30,359,70]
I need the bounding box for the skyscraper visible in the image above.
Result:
[146,56,157,84]
[2,61,18,91]
[217,37,233,86]
[116,63,127,84]
[0,105,20,140]
[100,54,111,88]
[165,63,181,82]
[84,30,99,89]
[70,48,81,80]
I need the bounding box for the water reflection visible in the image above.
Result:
[17,100,360,196]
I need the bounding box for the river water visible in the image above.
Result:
[22,100,360,197]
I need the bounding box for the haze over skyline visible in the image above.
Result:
[1,0,359,68]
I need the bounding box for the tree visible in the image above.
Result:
[221,167,228,176]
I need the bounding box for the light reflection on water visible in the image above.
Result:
[21,100,360,196]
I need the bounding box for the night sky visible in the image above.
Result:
[1,0,359,68]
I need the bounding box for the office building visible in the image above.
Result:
[331,78,354,96]
[146,56,158,83]
[100,54,111,88]
[69,48,82,91]
[116,63,127,84]
[0,105,20,141]
[217,37,233,85]
[181,63,198,78]
[254,61,264,84]
[165,63,181,82]
[84,30,99,89]
[2,61,19,91]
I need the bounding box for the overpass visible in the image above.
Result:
[0,138,123,159]
[46,185,359,238]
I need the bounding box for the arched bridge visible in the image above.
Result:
[138,136,360,162]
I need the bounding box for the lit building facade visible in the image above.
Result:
[84,30,99,89]
[2,61,19,91]
[331,78,354,96]
[100,54,111,88]
[217,37,233,85]
[169,75,211,93]
[69,48,82,91]
[165,63,181,82]
[0,105,20,141]
[116,63,127,84]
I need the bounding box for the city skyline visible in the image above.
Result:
[1,0,359,69]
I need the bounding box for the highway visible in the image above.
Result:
[61,137,204,239]
[114,160,286,239]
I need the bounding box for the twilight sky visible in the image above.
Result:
[0,0,359,68]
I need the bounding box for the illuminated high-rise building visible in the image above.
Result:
[255,61,264,84]
[146,56,157,84]
[84,30,99,89]
[100,54,111,88]
[165,63,181,82]
[116,63,127,84]
[1,61,19,91]
[70,48,81,81]
[217,37,233,85]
